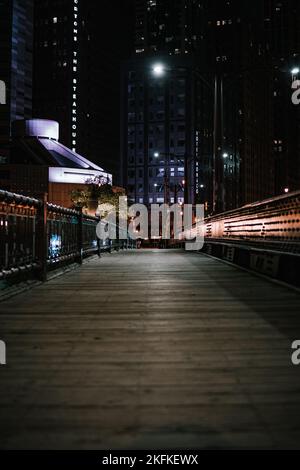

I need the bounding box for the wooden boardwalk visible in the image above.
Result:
[1,249,300,449]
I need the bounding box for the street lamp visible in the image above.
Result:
[291,67,300,75]
[154,152,160,158]
[152,63,165,77]
[222,152,229,159]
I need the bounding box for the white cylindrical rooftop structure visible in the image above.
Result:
[12,119,59,140]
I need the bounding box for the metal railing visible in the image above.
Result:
[0,190,135,281]
[185,190,300,254]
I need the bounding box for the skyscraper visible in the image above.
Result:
[121,0,213,209]
[200,0,300,205]
[135,0,204,56]
[122,0,282,213]
[33,0,134,181]
[264,0,300,194]
[0,0,33,156]
[33,0,77,151]
[121,54,213,207]
[198,0,275,209]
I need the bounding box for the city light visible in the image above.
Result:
[154,152,159,157]
[284,187,289,193]
[222,152,229,158]
[291,67,300,75]
[152,63,165,76]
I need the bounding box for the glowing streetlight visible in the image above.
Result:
[154,152,159,158]
[222,152,229,158]
[291,67,300,75]
[152,63,165,76]
[284,187,289,193]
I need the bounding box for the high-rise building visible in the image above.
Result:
[200,0,300,206]
[264,0,300,194]
[0,0,33,156]
[121,0,213,209]
[33,0,77,152]
[198,0,275,209]
[121,54,213,207]
[122,0,281,213]
[33,0,134,182]
[135,0,204,56]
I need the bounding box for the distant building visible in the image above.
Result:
[197,0,275,209]
[121,0,279,213]
[122,0,213,210]
[264,0,300,195]
[0,119,112,208]
[121,54,213,208]
[132,0,300,210]
[33,0,134,182]
[0,0,33,156]
[134,0,204,57]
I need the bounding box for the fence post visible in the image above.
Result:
[36,193,48,282]
[97,238,101,258]
[77,206,83,264]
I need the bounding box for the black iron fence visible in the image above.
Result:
[0,190,135,281]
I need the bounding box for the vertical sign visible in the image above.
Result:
[195,130,199,195]
[72,0,79,152]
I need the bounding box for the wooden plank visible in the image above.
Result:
[0,249,300,449]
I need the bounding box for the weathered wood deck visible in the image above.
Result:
[1,249,300,449]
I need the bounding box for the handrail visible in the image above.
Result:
[182,191,300,253]
[0,190,135,282]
